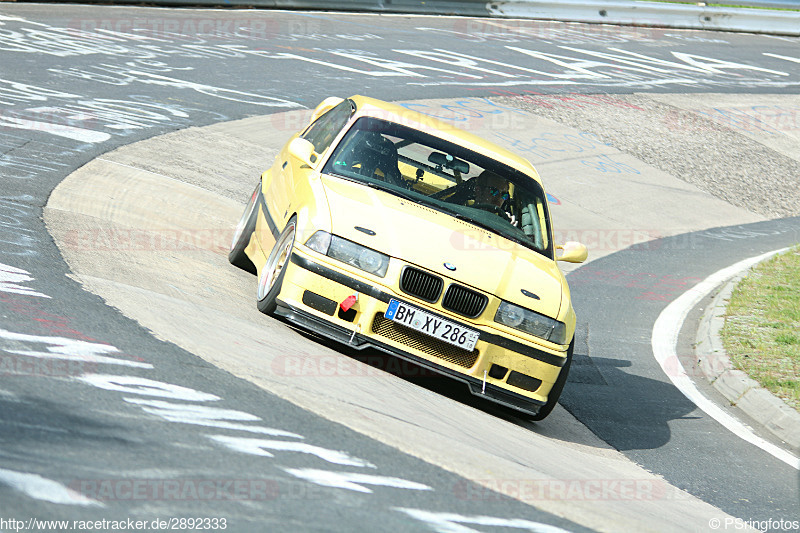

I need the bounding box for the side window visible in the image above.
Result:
[519,191,548,252]
[302,100,353,155]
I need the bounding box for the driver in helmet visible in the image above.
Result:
[437,168,515,225]
[472,170,510,209]
[471,170,516,226]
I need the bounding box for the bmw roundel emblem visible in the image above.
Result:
[444,262,456,271]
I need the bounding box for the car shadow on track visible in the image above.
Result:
[560,353,700,452]
[290,324,699,453]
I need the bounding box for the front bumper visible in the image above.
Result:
[275,250,569,415]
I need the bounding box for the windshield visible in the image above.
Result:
[321,116,553,258]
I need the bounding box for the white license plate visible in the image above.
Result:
[384,299,480,352]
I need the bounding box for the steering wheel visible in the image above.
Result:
[473,203,517,226]
[432,180,473,201]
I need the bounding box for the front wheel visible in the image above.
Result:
[530,339,574,421]
[257,216,297,315]
[229,183,261,274]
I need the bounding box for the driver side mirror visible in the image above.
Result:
[308,97,344,125]
[556,241,588,263]
[288,137,317,169]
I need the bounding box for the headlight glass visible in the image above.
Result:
[494,301,567,344]
[497,302,525,327]
[305,231,332,254]
[305,231,389,278]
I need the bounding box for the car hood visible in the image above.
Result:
[319,175,564,318]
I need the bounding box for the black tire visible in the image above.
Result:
[530,339,574,421]
[256,216,297,316]
[229,183,261,274]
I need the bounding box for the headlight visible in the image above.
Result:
[305,231,332,254]
[305,231,389,278]
[494,301,567,344]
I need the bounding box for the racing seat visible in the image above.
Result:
[347,131,403,186]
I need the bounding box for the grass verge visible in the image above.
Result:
[721,246,800,411]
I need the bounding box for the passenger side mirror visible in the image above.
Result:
[288,137,316,168]
[556,241,588,263]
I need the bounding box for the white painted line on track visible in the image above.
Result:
[283,468,433,494]
[651,248,800,470]
[0,117,110,143]
[0,467,102,506]
[764,53,800,64]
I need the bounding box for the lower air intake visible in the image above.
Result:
[371,314,478,369]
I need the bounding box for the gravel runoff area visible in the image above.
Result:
[495,93,800,219]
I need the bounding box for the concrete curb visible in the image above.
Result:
[695,256,800,452]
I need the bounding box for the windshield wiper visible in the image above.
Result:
[363,181,420,203]
[449,211,496,233]
[445,210,534,249]
[332,173,431,205]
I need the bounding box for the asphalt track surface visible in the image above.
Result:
[1,4,799,532]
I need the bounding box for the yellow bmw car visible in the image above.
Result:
[230,95,587,420]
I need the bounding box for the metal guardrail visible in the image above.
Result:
[41,0,800,35]
[488,0,800,35]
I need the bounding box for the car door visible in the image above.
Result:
[269,99,355,230]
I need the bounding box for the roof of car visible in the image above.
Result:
[349,95,542,183]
